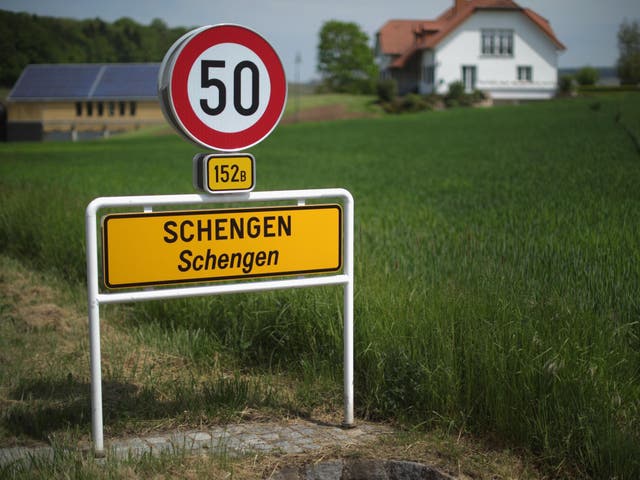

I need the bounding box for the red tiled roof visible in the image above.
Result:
[377,20,442,56]
[378,0,565,68]
[522,7,566,50]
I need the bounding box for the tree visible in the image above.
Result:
[617,19,640,85]
[317,20,378,94]
[575,66,599,86]
[558,74,575,96]
[0,10,188,88]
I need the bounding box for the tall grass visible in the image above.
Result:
[1,95,639,478]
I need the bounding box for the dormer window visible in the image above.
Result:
[481,29,513,56]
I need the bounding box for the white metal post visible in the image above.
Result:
[85,189,354,454]
[85,201,105,456]
[342,191,355,427]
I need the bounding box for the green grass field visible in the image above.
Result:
[282,91,380,116]
[1,94,640,478]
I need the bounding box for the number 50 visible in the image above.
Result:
[200,60,259,116]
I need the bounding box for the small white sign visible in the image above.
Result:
[188,43,270,133]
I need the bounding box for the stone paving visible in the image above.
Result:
[0,420,392,468]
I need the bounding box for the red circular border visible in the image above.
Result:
[170,25,287,151]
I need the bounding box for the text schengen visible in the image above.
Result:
[162,214,292,274]
[101,205,341,289]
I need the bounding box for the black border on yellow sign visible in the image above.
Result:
[192,153,256,194]
[102,204,342,289]
[205,154,256,193]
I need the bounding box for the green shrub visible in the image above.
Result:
[576,66,599,86]
[457,95,474,107]
[402,93,430,112]
[376,79,398,103]
[423,94,445,111]
[446,81,465,101]
[345,77,376,95]
[558,75,575,95]
[578,84,640,93]
[380,81,484,113]
[471,89,488,103]
[380,92,443,114]
[443,82,486,108]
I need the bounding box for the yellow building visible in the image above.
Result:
[6,63,165,141]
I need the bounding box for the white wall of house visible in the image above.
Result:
[422,10,560,99]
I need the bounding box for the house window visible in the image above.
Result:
[86,102,93,116]
[75,102,82,117]
[481,29,513,56]
[462,65,477,93]
[108,102,115,116]
[517,66,532,81]
[481,31,494,55]
[97,102,104,116]
[423,65,435,85]
[129,101,137,116]
[499,30,513,55]
[119,101,126,116]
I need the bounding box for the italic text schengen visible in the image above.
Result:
[162,214,292,273]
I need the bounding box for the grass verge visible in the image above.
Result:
[0,254,317,446]
[0,254,543,479]
[1,94,640,478]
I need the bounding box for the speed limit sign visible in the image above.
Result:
[159,24,287,151]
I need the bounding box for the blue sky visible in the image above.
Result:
[1,0,638,82]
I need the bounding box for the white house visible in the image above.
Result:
[375,0,566,100]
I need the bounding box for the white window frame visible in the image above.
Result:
[517,65,532,81]
[462,65,477,93]
[481,29,514,57]
[423,65,435,85]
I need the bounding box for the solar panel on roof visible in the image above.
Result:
[92,64,160,99]
[9,65,103,99]
[8,64,161,101]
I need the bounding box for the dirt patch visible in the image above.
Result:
[281,104,373,124]
[17,303,73,332]
[272,458,454,480]
[0,265,78,333]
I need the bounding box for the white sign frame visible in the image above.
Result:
[85,188,354,456]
